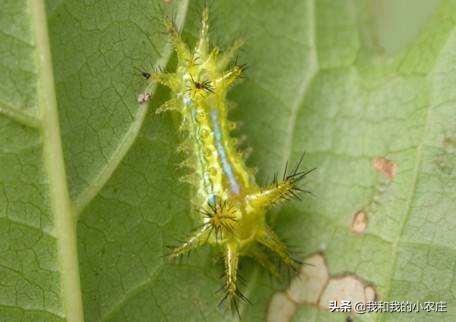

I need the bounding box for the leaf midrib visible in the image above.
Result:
[31,0,84,321]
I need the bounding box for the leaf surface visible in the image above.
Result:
[1,0,455,322]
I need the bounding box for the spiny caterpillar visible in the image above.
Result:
[141,7,314,316]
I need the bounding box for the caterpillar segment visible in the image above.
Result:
[145,8,313,314]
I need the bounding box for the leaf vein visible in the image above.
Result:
[281,0,319,166]
[0,99,41,128]
[73,0,191,216]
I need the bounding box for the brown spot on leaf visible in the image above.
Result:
[443,137,456,149]
[350,211,368,234]
[373,157,397,180]
[435,153,454,175]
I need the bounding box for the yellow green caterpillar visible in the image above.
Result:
[141,7,313,315]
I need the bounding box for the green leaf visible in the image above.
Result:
[1,1,455,322]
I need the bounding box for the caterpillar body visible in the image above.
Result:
[142,8,313,315]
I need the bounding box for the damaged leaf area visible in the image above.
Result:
[1,1,456,322]
[268,254,377,322]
